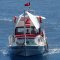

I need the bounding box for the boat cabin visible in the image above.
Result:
[15,16,41,38]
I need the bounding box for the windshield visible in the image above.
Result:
[15,27,40,35]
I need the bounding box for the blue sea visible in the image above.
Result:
[0,0,60,60]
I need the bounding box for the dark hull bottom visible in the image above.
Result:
[8,46,48,56]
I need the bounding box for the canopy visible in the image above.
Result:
[16,14,23,26]
[16,11,40,30]
[26,11,40,30]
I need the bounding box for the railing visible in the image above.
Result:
[8,35,15,46]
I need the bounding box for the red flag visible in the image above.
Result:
[24,2,30,6]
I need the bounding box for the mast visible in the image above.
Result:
[24,10,26,45]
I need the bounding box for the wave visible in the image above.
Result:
[0,48,8,56]
[43,48,60,56]
[0,47,60,56]
[0,18,12,22]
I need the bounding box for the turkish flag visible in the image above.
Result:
[24,2,30,6]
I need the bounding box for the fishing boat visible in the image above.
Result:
[8,2,48,56]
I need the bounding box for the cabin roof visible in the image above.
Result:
[16,16,34,27]
[16,11,40,29]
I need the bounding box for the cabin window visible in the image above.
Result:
[26,27,41,34]
[15,27,24,34]
[18,28,23,32]
[15,27,41,35]
[31,27,41,34]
